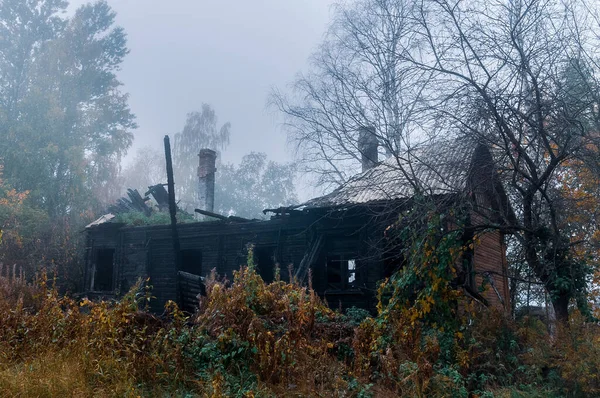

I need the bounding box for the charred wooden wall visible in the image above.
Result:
[85,209,393,313]
[84,203,511,314]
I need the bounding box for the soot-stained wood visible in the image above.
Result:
[85,198,511,314]
[85,208,398,313]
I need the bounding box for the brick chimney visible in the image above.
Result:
[358,127,378,172]
[197,149,217,213]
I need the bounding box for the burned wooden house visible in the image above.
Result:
[84,139,513,313]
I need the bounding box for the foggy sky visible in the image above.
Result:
[69,0,334,169]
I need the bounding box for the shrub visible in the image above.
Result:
[0,257,597,396]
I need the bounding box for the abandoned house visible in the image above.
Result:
[83,137,513,313]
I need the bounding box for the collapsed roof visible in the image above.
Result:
[89,139,512,227]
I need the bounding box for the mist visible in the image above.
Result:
[69,0,334,169]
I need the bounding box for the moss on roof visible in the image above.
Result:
[112,211,195,226]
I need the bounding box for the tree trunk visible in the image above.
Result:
[523,193,571,325]
[552,293,570,324]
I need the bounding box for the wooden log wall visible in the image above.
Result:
[86,210,390,313]
[85,202,512,315]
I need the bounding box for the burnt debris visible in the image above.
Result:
[108,188,153,216]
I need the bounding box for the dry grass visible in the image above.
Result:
[0,352,140,398]
[0,266,596,397]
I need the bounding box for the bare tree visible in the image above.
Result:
[271,0,433,189]
[277,0,600,321]
[397,0,600,321]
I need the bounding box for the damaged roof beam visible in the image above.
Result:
[194,208,253,223]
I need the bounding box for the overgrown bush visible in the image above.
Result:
[0,265,372,396]
[0,244,598,396]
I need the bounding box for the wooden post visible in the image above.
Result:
[164,135,181,306]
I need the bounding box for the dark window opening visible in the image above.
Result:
[254,246,276,283]
[181,249,203,275]
[94,248,115,291]
[326,254,358,290]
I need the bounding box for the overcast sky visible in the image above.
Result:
[70,0,334,167]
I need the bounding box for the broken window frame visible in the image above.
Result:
[325,253,361,292]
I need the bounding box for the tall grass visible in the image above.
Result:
[0,265,597,397]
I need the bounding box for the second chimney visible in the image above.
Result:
[198,149,217,213]
[358,127,378,172]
